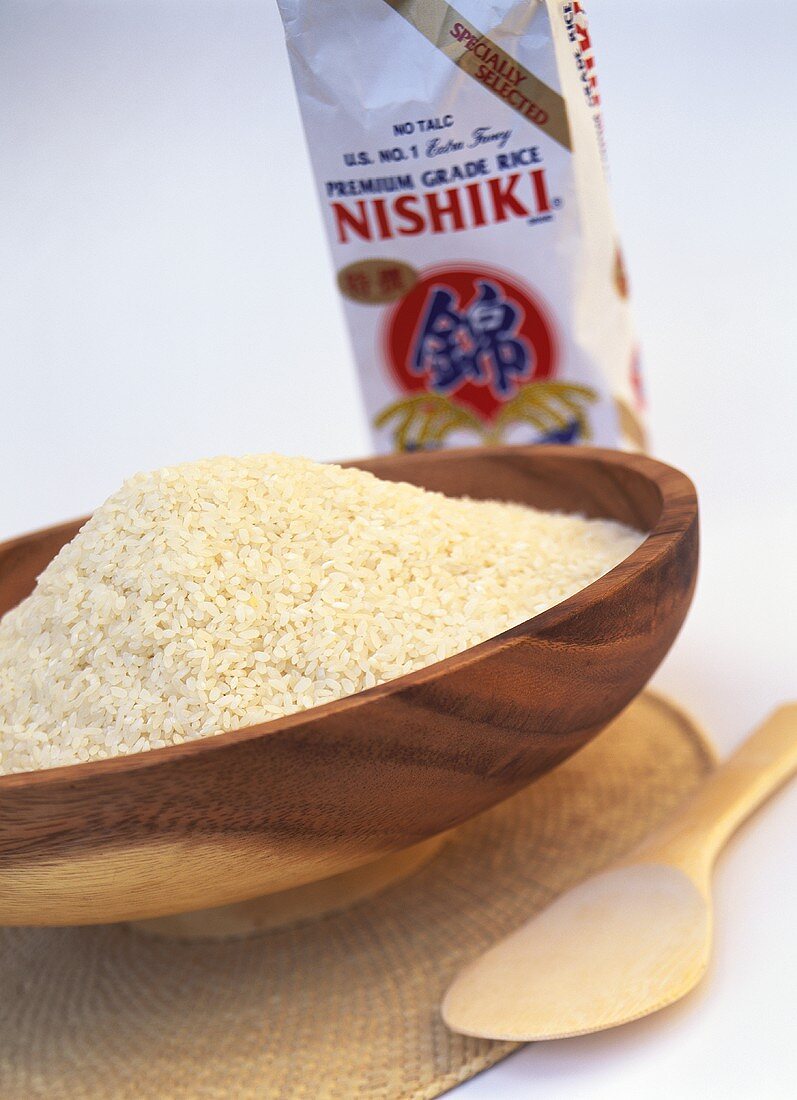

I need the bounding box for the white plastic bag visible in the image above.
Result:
[277,0,645,452]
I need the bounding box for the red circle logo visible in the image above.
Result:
[384,264,557,423]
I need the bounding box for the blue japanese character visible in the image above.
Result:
[411,280,532,399]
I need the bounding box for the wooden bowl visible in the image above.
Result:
[0,446,698,925]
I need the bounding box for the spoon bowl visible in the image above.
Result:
[0,446,698,926]
[442,863,710,1040]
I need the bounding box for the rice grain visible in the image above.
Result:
[0,454,644,775]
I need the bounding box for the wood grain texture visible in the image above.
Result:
[442,705,797,1041]
[0,446,699,925]
[131,833,450,940]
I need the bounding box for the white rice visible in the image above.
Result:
[0,454,644,775]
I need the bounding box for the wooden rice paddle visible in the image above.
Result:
[442,704,797,1040]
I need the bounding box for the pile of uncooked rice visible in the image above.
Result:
[0,454,644,774]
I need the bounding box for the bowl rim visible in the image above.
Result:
[0,445,697,791]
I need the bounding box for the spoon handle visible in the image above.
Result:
[641,704,797,881]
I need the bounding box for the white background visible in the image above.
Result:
[1,2,795,1097]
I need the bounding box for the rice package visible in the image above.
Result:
[276,0,645,452]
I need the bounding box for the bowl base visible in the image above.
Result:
[127,832,450,941]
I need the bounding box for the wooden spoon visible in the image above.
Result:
[442,704,797,1040]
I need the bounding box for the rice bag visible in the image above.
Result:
[276,0,645,451]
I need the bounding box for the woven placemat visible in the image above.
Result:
[0,692,714,1099]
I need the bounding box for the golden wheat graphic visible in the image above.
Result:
[373,393,484,451]
[374,382,597,451]
[493,381,596,441]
